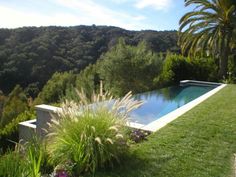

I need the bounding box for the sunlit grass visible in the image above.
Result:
[94,85,236,177]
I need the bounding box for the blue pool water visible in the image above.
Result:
[130,85,217,125]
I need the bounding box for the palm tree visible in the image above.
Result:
[179,0,236,78]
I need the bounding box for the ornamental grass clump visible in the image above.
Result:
[0,150,27,177]
[47,90,143,175]
[0,140,48,177]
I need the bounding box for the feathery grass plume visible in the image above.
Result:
[47,90,143,175]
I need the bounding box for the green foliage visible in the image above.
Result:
[67,64,100,101]
[0,85,28,128]
[223,55,236,83]
[99,39,163,96]
[76,64,100,95]
[156,54,218,87]
[35,71,77,104]
[24,138,52,176]
[47,91,143,175]
[0,110,35,152]
[0,110,35,137]
[38,64,100,104]
[0,91,5,122]
[0,26,178,95]
[179,0,236,78]
[27,148,42,177]
[0,139,52,177]
[0,151,27,177]
[156,54,190,86]
[24,82,40,99]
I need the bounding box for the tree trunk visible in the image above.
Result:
[218,32,230,79]
[218,53,228,79]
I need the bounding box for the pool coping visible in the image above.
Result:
[127,80,226,132]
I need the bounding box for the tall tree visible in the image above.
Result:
[99,39,163,96]
[179,0,236,78]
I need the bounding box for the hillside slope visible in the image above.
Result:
[0,25,178,94]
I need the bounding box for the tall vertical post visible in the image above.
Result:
[100,80,103,97]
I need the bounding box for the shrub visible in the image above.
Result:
[0,110,35,151]
[34,71,77,104]
[0,139,52,177]
[0,110,35,137]
[156,53,218,87]
[155,54,191,87]
[99,39,163,96]
[0,85,28,128]
[0,149,27,177]
[47,90,143,175]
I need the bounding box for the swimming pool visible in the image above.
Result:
[19,80,225,141]
[130,85,217,125]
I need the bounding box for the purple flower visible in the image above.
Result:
[55,170,68,177]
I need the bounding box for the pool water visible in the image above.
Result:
[130,85,217,125]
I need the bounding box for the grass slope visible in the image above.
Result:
[95,85,236,177]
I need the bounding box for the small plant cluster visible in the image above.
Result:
[130,129,151,143]
[0,139,51,177]
[222,72,236,84]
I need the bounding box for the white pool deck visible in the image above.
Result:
[19,80,227,141]
[128,80,226,132]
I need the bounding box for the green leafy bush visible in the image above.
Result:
[224,56,236,84]
[0,85,28,128]
[0,110,35,151]
[99,39,163,96]
[0,110,35,137]
[64,64,100,103]
[34,71,77,104]
[156,53,218,87]
[47,91,143,175]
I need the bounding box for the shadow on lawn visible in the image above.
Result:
[91,150,174,177]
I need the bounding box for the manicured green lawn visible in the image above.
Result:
[94,85,236,177]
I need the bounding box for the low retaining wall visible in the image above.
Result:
[19,119,36,143]
[35,104,60,138]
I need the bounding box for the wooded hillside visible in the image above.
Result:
[0,25,178,95]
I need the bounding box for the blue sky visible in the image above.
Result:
[0,0,192,31]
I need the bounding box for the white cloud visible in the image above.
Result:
[0,0,151,30]
[135,0,173,11]
[49,0,148,30]
[0,6,82,28]
[110,0,132,4]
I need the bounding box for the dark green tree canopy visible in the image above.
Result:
[99,39,163,96]
[0,26,178,95]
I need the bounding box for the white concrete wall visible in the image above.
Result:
[19,119,36,143]
[35,104,60,138]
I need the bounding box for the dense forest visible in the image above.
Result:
[0,26,178,96]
